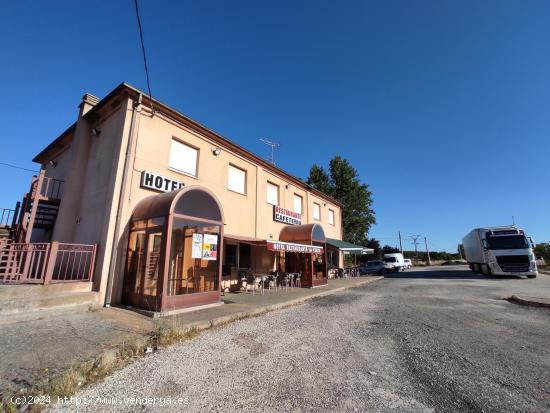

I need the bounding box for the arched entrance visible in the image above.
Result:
[279,223,328,287]
[122,186,224,313]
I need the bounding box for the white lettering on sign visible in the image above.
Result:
[266,240,323,254]
[273,206,302,225]
[140,171,185,193]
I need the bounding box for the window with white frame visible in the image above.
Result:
[313,202,321,220]
[293,194,302,214]
[227,164,246,194]
[266,182,279,205]
[169,139,198,177]
[328,209,335,225]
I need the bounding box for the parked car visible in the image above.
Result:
[360,260,389,275]
[383,253,406,271]
[404,259,412,269]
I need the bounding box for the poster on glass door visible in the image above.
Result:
[202,234,218,260]
[192,233,203,259]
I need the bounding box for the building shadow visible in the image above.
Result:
[384,266,524,280]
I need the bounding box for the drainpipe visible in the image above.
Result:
[104,94,142,306]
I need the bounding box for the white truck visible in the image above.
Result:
[383,253,406,272]
[462,226,537,278]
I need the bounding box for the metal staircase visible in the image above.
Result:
[14,170,63,243]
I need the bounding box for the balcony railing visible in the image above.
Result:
[31,174,64,200]
[0,241,96,284]
[0,208,16,228]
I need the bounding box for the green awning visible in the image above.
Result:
[326,238,374,255]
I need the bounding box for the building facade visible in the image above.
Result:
[12,83,345,313]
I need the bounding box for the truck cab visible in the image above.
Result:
[463,227,537,278]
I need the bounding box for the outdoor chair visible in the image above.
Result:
[293,273,302,288]
[243,272,263,296]
[267,272,279,293]
[279,272,291,290]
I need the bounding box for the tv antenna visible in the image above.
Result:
[259,138,280,165]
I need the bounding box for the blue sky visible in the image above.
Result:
[1,0,549,251]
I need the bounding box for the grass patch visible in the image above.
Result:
[0,337,149,413]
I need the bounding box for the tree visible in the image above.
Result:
[365,238,381,258]
[307,156,376,245]
[382,245,400,255]
[534,242,550,262]
[306,164,331,195]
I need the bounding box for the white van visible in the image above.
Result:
[383,253,406,272]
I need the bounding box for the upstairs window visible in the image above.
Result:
[293,194,303,214]
[328,209,335,225]
[313,202,321,220]
[169,139,198,177]
[266,182,279,205]
[228,164,246,194]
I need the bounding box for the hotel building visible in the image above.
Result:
[0,83,359,315]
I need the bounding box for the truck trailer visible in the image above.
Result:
[462,226,537,278]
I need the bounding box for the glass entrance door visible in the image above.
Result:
[122,227,164,311]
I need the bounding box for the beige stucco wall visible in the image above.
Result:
[42,143,72,182]
[123,110,342,242]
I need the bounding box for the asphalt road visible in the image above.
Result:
[53,266,550,413]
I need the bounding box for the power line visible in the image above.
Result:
[0,162,38,173]
[134,0,155,114]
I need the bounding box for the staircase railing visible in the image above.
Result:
[31,174,64,200]
[15,170,64,243]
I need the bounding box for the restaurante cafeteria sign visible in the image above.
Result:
[273,206,302,225]
[140,171,185,193]
[266,240,323,254]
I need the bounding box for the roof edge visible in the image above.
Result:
[32,123,76,163]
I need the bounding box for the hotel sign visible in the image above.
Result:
[273,206,302,225]
[267,240,323,254]
[140,171,184,193]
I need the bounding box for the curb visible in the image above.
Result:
[507,295,550,309]
[168,276,384,332]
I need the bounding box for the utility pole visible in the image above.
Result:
[259,138,280,165]
[424,237,431,265]
[409,235,421,260]
[398,231,403,254]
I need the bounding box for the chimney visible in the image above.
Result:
[79,93,99,117]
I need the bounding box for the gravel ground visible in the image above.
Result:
[50,266,550,412]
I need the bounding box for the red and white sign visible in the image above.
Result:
[267,240,323,254]
[273,206,302,225]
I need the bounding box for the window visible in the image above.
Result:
[169,139,198,177]
[228,165,246,194]
[328,209,335,225]
[168,218,221,295]
[266,182,279,205]
[313,202,321,220]
[293,194,302,214]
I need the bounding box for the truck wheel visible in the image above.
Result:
[527,274,537,279]
[481,264,491,275]
[473,264,480,273]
